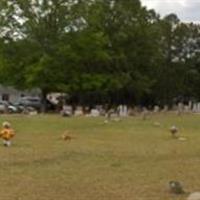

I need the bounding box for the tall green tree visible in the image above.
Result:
[0,0,80,110]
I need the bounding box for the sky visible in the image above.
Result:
[141,0,200,23]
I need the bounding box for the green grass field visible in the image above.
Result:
[0,113,200,200]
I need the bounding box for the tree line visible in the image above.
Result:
[0,0,200,110]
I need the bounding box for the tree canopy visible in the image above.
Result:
[0,0,200,109]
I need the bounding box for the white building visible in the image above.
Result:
[0,85,41,103]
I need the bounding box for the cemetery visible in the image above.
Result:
[0,112,199,200]
[0,0,200,200]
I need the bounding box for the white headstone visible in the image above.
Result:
[118,105,123,116]
[178,102,183,111]
[184,105,190,113]
[119,105,128,117]
[142,108,149,120]
[90,109,100,117]
[62,105,73,116]
[188,101,192,110]
[154,105,160,113]
[123,105,128,117]
[74,106,83,116]
[177,102,184,115]
[163,105,168,112]
[193,103,198,113]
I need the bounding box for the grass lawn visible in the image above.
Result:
[0,113,200,200]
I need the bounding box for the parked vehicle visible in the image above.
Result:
[8,104,18,113]
[18,96,41,110]
[0,101,18,113]
[12,102,26,113]
[17,96,56,112]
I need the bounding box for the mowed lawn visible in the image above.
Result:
[0,114,200,200]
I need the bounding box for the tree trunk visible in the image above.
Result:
[41,89,48,113]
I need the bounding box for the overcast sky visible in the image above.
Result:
[141,0,200,23]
